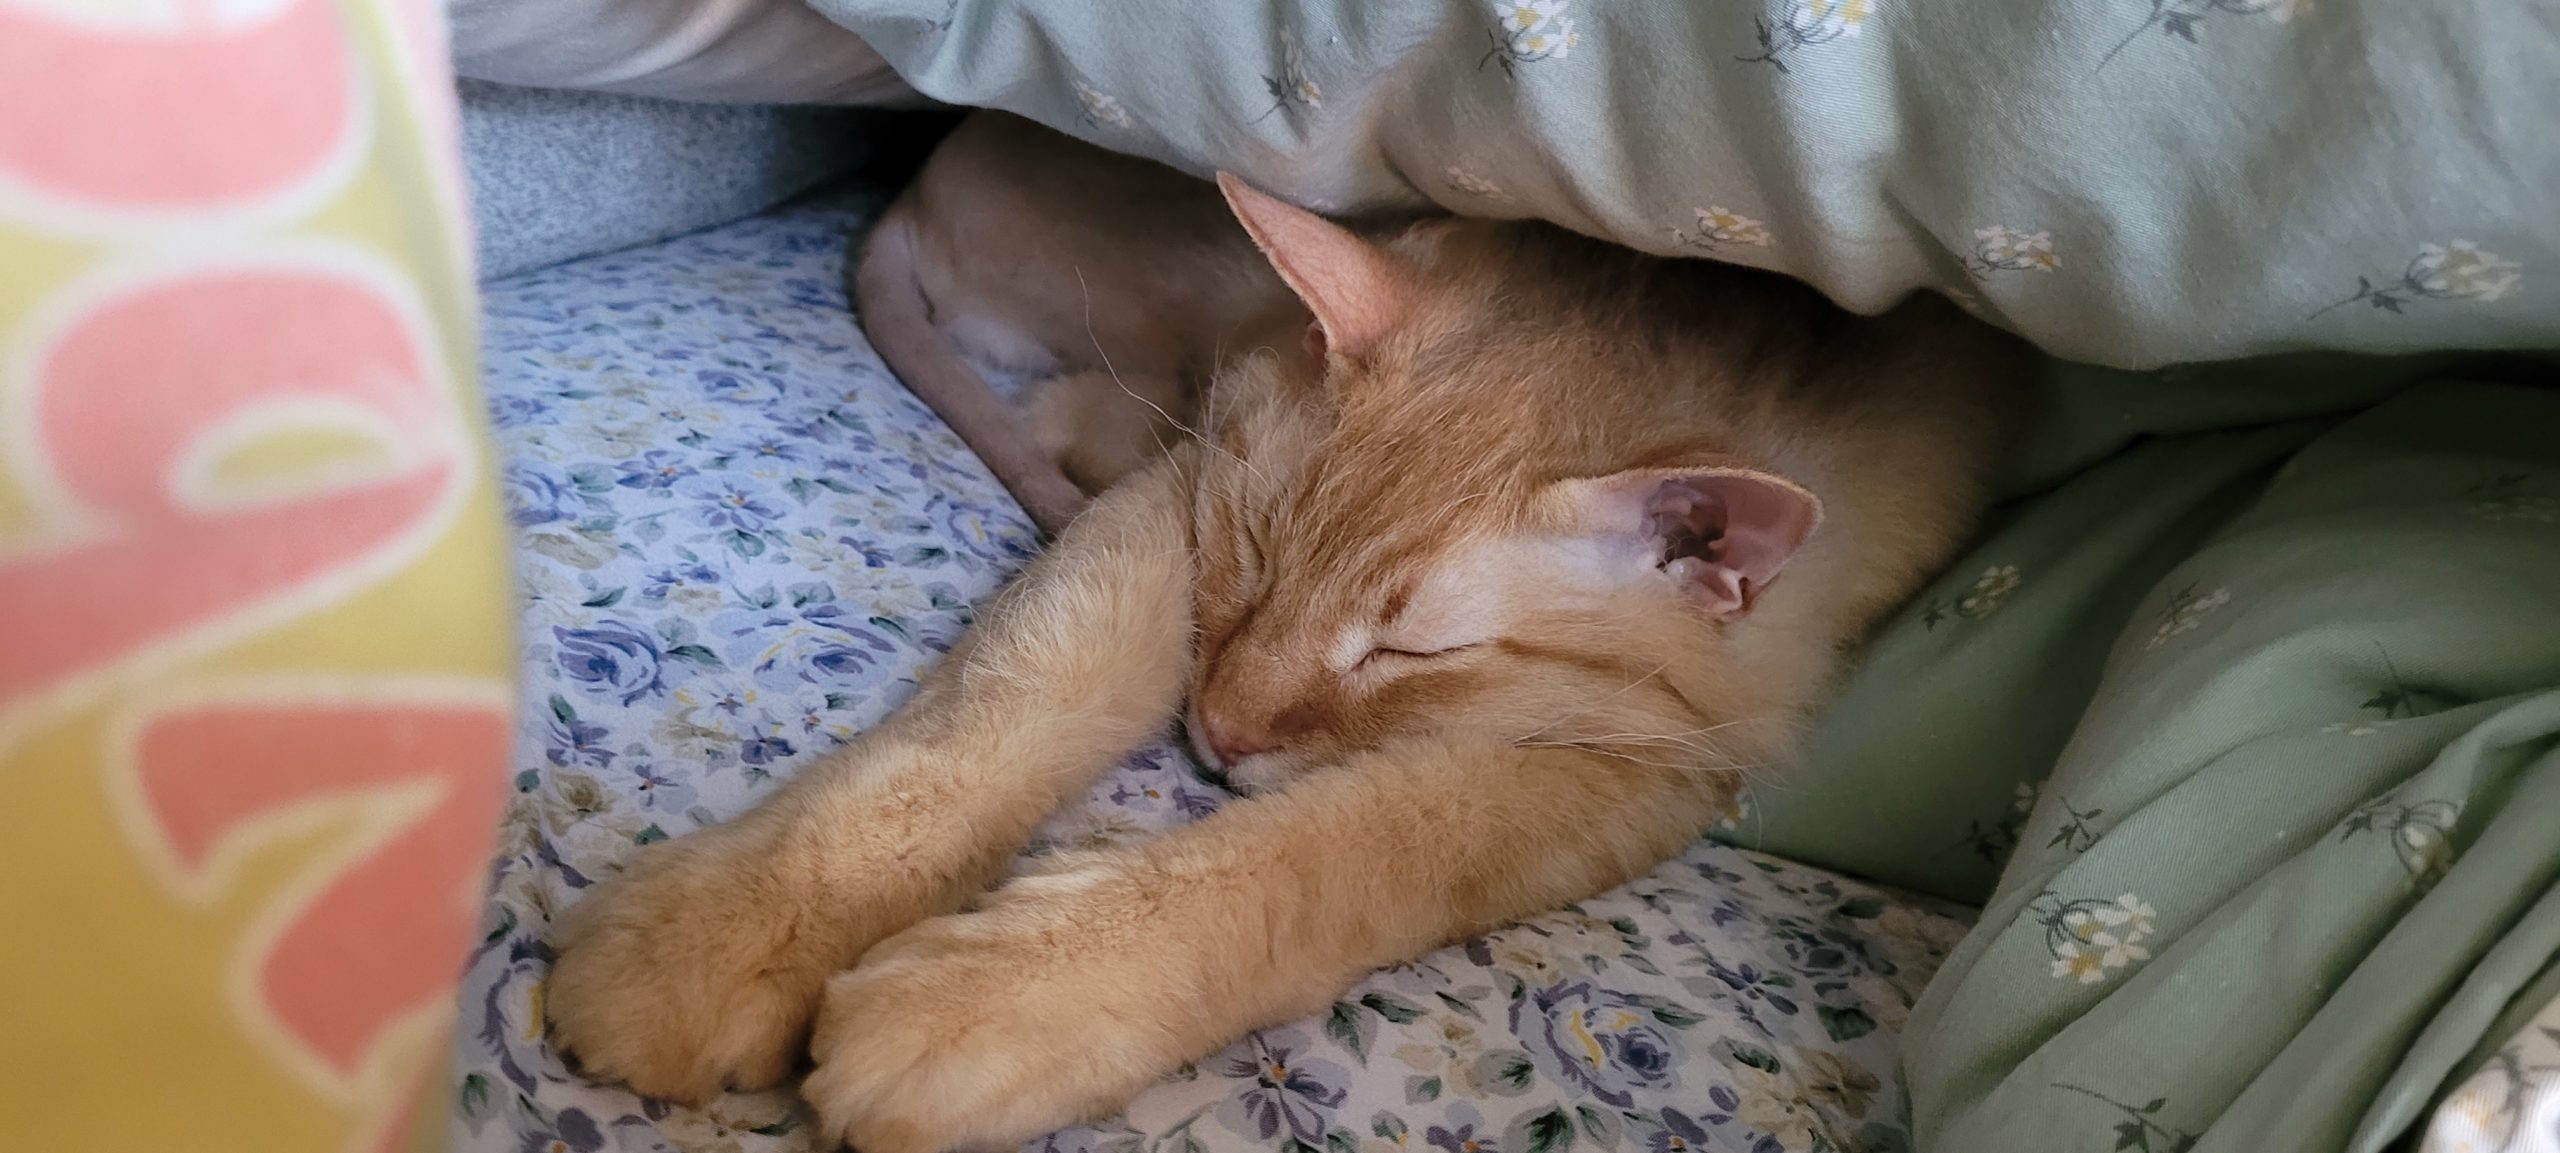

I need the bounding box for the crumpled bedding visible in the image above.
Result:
[453,192,1976,1153]
[1893,380,2560,1153]
[810,0,2553,366]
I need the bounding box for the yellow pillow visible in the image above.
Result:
[0,2,510,1152]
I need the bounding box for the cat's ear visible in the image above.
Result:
[1545,467,1822,620]
[1216,173,1409,360]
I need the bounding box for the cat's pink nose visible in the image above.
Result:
[1201,716,1272,766]
[1197,703,1319,766]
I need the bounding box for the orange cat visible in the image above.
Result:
[543,111,2027,1153]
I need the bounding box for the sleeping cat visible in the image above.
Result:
[542,111,2027,1153]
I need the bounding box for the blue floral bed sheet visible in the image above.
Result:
[454,192,1979,1153]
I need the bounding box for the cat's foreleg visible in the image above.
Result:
[544,457,1198,1105]
[803,734,1729,1153]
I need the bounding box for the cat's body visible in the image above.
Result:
[544,111,2028,1153]
[852,111,1296,530]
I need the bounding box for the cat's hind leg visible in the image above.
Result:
[1026,368,1199,495]
[543,455,1200,1105]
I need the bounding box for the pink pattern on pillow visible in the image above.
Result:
[5,263,466,706]
[126,688,510,1084]
[0,0,356,213]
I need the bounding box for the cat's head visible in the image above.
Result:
[1185,178,1826,791]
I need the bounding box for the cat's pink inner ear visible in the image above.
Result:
[1583,469,1822,619]
[1216,172,1408,360]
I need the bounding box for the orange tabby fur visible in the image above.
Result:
[543,111,2028,1153]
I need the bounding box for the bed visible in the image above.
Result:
[438,4,2560,1137]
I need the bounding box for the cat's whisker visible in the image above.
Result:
[1528,740,1768,783]
[1621,726,1769,761]
[1159,393,1263,483]
[1073,268,1276,490]
[1722,757,1800,799]
[1525,731,1715,759]
[1507,660,1677,747]
[1517,739,1689,772]
[1578,747,1695,774]
[1072,266,1194,468]
[1516,733,1760,777]
[1517,726,1730,754]
[1555,719,1759,747]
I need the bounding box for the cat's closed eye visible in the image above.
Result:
[1356,642,1482,668]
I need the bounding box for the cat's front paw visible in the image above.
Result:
[546,816,870,1105]
[802,859,1256,1153]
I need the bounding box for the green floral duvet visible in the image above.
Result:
[1872,372,2560,1153]
[812,0,2551,368]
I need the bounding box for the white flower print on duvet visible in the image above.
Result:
[1671,207,1775,251]
[1257,31,1323,122]
[1445,166,1512,203]
[2101,0,2311,69]
[1074,80,1133,128]
[1739,0,1871,73]
[2144,584,2230,650]
[1965,226,2060,275]
[1921,563,2021,629]
[1483,0,1581,74]
[2467,473,2558,524]
[2315,240,2523,319]
[2418,986,2560,1153]
[2032,892,2158,983]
